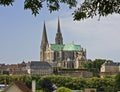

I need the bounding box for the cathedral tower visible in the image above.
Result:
[55,18,63,44]
[40,22,48,61]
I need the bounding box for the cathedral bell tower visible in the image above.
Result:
[40,22,48,61]
[55,18,63,44]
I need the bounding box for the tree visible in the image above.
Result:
[115,72,120,91]
[41,77,54,92]
[73,0,120,20]
[0,0,120,20]
[0,0,77,16]
[56,87,72,92]
[81,59,111,77]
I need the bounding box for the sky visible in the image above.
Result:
[0,0,120,64]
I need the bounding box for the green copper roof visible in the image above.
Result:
[50,43,82,51]
[50,44,64,51]
[63,43,81,51]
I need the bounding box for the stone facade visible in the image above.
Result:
[27,61,53,76]
[100,61,120,77]
[0,62,27,75]
[9,62,27,75]
[58,69,93,78]
[39,19,94,77]
[40,19,86,69]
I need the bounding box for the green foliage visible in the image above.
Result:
[25,0,77,16]
[0,75,116,91]
[0,0,14,6]
[1,0,120,20]
[81,59,109,77]
[24,0,43,16]
[0,0,77,16]
[23,75,32,89]
[115,72,120,91]
[56,87,72,92]
[87,77,115,91]
[73,0,120,20]
[36,90,44,92]
[40,77,54,92]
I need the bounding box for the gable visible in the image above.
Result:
[2,81,32,92]
[2,84,22,92]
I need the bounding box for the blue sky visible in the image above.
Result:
[0,0,120,64]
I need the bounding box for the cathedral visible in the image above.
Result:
[40,19,86,69]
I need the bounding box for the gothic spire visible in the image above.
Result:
[57,17,61,33]
[41,21,48,48]
[55,18,63,44]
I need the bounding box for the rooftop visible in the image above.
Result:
[2,81,32,92]
[102,62,120,66]
[50,43,82,51]
[30,61,52,69]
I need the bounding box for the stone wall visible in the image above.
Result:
[58,70,93,78]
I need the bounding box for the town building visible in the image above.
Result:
[0,64,9,74]
[9,61,27,75]
[27,61,53,76]
[0,62,28,75]
[100,61,120,77]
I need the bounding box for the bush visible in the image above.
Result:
[56,87,72,92]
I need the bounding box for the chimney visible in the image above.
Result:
[32,80,36,92]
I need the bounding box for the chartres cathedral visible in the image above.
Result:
[40,19,87,69]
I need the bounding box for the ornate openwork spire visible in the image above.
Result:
[55,18,63,44]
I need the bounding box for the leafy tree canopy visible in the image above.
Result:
[115,72,120,91]
[0,0,77,16]
[0,0,120,20]
[41,77,54,92]
[73,0,120,20]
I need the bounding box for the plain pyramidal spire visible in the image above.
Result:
[57,17,61,33]
[40,21,48,48]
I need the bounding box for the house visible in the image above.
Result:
[27,61,53,76]
[0,64,9,74]
[8,61,28,75]
[0,62,28,75]
[100,61,120,77]
[2,81,32,92]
